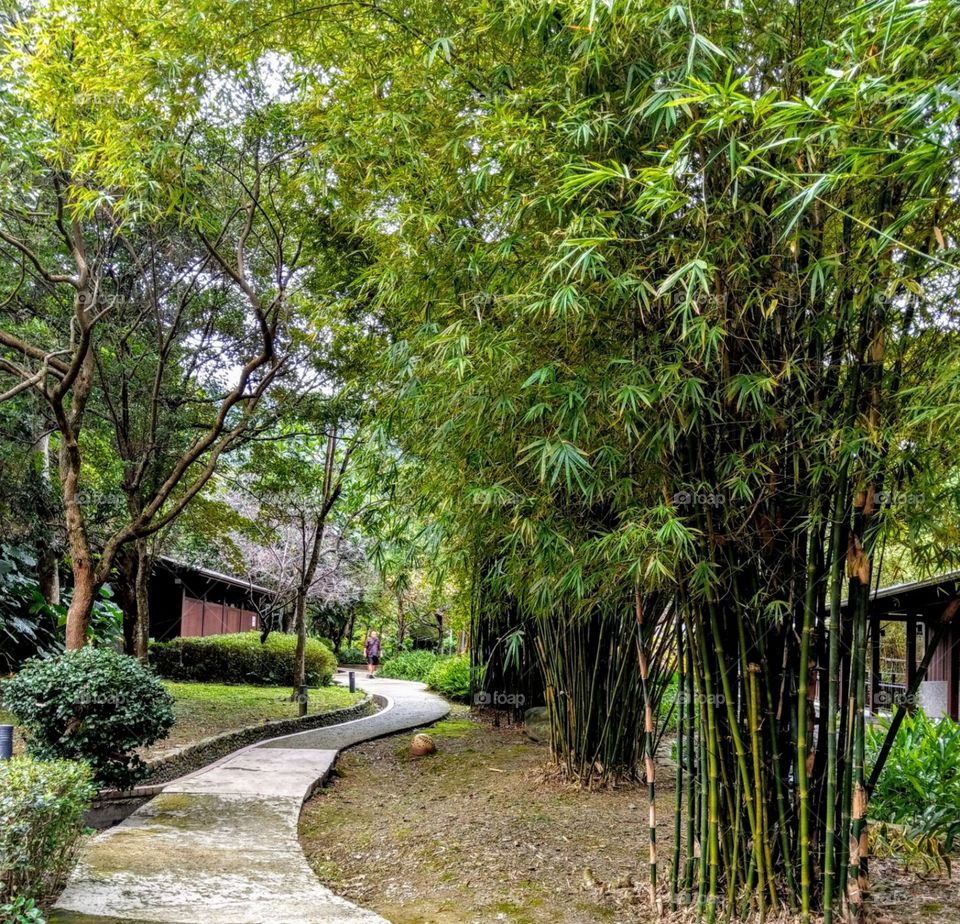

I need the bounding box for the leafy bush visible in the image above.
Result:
[150,631,336,686]
[2,648,175,789]
[0,546,123,666]
[0,895,46,924]
[337,645,366,665]
[0,546,59,672]
[378,650,441,682]
[868,821,953,877]
[0,756,94,908]
[57,586,124,649]
[425,654,473,701]
[866,709,960,850]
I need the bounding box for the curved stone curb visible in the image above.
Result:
[141,693,377,786]
[84,694,378,831]
[52,677,449,924]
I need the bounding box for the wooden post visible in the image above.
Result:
[906,618,917,690]
[950,624,959,722]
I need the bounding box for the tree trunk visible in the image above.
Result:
[37,543,60,606]
[36,433,61,605]
[395,595,407,649]
[332,619,346,652]
[62,465,98,648]
[133,538,151,661]
[64,561,97,649]
[116,546,139,654]
[291,429,340,694]
[292,587,308,691]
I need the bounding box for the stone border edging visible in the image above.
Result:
[96,693,377,801]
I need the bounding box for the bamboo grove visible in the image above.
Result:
[306,0,960,918]
[5,0,960,919]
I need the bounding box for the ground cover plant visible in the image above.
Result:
[866,710,960,853]
[377,650,442,682]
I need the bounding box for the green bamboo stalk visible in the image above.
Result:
[747,663,769,922]
[685,635,697,906]
[847,575,870,919]
[695,619,721,923]
[707,603,764,915]
[757,629,798,909]
[634,589,660,913]
[698,693,709,919]
[823,474,849,924]
[796,553,817,924]
[671,608,684,912]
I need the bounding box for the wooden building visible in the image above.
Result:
[147,558,277,642]
[866,571,960,721]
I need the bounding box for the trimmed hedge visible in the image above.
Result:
[377,650,441,682]
[150,631,336,686]
[0,756,94,907]
[2,647,175,789]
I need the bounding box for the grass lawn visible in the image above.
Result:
[142,682,364,760]
[2,682,364,762]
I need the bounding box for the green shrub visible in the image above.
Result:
[1,896,47,924]
[337,645,366,665]
[866,709,960,850]
[1,647,175,789]
[0,546,60,672]
[378,650,440,682]
[0,756,94,908]
[150,631,336,687]
[425,654,473,701]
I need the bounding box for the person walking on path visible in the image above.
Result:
[364,630,381,678]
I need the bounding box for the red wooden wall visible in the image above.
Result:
[179,595,259,637]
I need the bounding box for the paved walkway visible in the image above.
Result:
[52,675,449,924]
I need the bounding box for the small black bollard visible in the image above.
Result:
[298,685,308,718]
[348,671,356,694]
[0,725,13,760]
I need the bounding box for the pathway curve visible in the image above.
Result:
[52,675,450,924]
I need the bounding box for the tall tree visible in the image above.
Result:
[0,1,336,648]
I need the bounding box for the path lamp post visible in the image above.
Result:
[0,724,12,760]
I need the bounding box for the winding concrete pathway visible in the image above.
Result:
[52,675,449,924]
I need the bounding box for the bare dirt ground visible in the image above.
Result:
[299,709,959,924]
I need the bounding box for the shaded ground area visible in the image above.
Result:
[141,681,364,761]
[300,709,675,924]
[299,710,960,924]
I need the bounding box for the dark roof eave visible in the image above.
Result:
[157,556,278,598]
